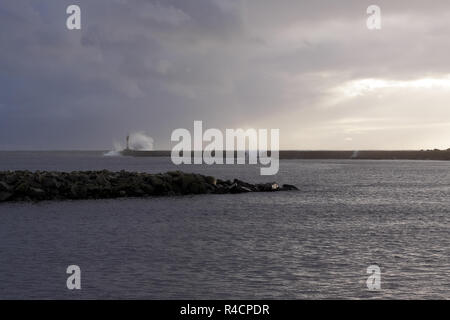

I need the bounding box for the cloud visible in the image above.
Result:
[1,0,450,149]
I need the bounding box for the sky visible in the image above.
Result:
[1,0,450,150]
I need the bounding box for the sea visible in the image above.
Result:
[0,151,449,299]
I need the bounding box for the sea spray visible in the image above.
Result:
[104,131,154,156]
[103,141,124,156]
[128,131,154,151]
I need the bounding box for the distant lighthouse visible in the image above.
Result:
[126,134,130,151]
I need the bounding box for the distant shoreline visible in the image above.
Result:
[2,149,450,161]
[117,149,450,161]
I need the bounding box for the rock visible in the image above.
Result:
[281,184,299,191]
[5,175,18,185]
[149,176,168,195]
[14,183,30,194]
[167,171,182,177]
[256,183,280,192]
[172,175,183,187]
[162,174,173,184]
[0,192,13,201]
[149,176,164,187]
[205,176,217,185]
[205,184,216,193]
[95,175,109,186]
[181,174,196,189]
[0,170,297,202]
[70,185,87,199]
[132,188,145,196]
[42,176,60,189]
[141,184,155,195]
[234,179,257,191]
[189,182,207,194]
[229,183,252,194]
[29,188,46,199]
[86,184,101,197]
[0,181,12,192]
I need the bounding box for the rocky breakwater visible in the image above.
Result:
[0,170,298,202]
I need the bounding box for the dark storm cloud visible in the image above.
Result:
[1,0,450,149]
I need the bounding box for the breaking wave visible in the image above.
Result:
[103,132,154,156]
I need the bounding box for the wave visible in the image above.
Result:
[103,150,121,157]
[103,131,154,156]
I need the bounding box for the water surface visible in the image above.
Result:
[0,151,449,299]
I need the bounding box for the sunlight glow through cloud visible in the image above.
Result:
[338,76,450,97]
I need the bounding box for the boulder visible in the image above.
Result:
[256,183,280,192]
[281,184,299,191]
[149,176,164,187]
[29,188,46,199]
[0,181,12,192]
[0,192,13,201]
[95,175,109,186]
[189,182,207,194]
[234,179,257,191]
[141,184,155,195]
[167,171,183,177]
[42,176,60,189]
[229,183,252,194]
[14,182,30,194]
[181,174,196,190]
[205,176,217,185]
[5,174,18,185]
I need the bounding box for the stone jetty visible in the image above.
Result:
[0,170,298,202]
